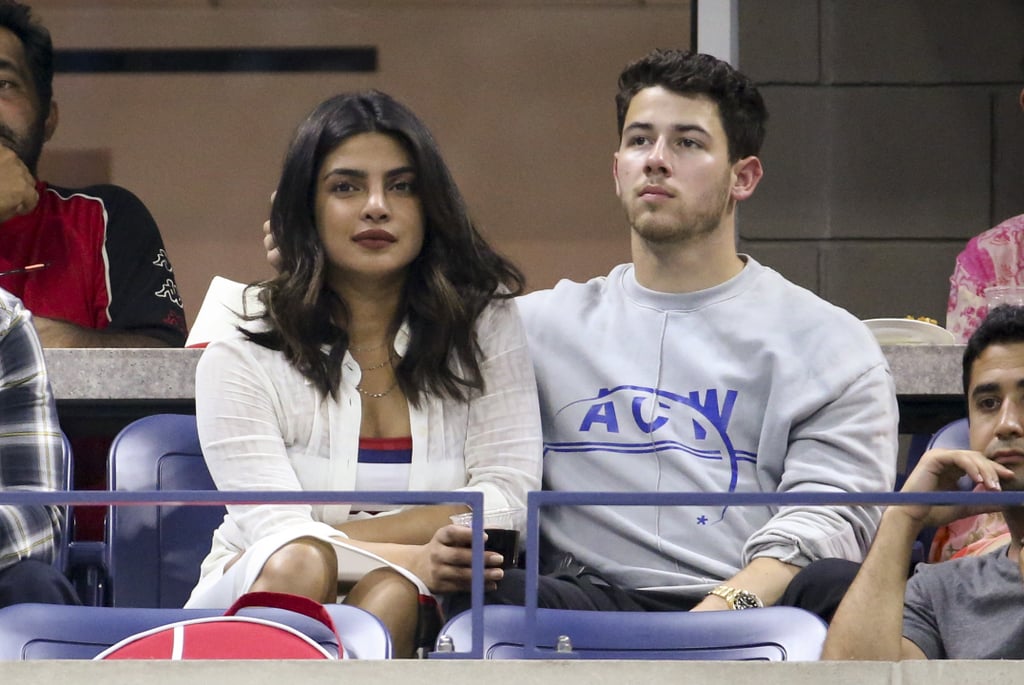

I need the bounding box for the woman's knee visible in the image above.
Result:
[253,537,337,600]
[345,568,421,658]
[346,567,416,605]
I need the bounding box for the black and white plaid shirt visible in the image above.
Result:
[0,288,63,572]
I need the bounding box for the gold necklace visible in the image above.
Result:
[358,355,396,372]
[356,380,398,398]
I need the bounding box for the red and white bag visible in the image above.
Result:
[95,592,345,660]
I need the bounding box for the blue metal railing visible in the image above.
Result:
[0,489,487,659]
[4,488,1022,659]
[515,489,1024,659]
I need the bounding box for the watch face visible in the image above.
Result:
[733,591,762,610]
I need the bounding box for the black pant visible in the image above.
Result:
[0,559,81,609]
[775,557,860,622]
[447,557,859,623]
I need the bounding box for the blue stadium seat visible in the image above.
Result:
[105,413,222,608]
[927,417,969,451]
[0,602,391,659]
[917,417,972,561]
[434,604,827,660]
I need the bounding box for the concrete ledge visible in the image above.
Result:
[882,344,962,396]
[43,348,202,401]
[0,659,1018,685]
[41,345,965,401]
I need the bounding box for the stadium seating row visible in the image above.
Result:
[6,413,903,660]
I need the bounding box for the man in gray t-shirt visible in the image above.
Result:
[823,304,1024,660]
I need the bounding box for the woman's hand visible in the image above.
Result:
[405,524,505,594]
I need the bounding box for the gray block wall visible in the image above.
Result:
[735,0,1024,323]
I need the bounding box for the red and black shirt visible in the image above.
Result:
[0,181,187,345]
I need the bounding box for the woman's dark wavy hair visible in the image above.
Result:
[244,90,524,404]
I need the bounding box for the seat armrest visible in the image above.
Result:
[67,540,108,607]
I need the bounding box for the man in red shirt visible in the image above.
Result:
[0,1,186,347]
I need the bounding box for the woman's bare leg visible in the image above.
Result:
[249,537,338,603]
[344,567,420,658]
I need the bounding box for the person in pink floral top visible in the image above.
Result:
[946,87,1024,343]
[946,214,1024,343]
[936,87,1024,560]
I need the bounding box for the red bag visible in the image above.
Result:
[95,592,345,660]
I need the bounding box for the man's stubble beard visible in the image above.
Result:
[628,183,732,247]
[0,115,46,176]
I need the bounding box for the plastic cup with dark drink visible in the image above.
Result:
[482,528,519,568]
[450,507,524,569]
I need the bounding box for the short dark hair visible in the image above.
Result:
[615,49,766,161]
[962,304,1024,395]
[0,1,54,117]
[252,90,524,403]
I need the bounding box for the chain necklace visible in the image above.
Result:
[353,349,399,398]
[356,380,398,398]
[358,355,396,372]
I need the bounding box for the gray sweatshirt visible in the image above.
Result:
[516,257,898,600]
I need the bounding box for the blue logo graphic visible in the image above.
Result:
[545,385,757,525]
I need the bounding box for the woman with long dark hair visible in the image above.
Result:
[185,91,541,657]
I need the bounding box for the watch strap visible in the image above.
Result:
[707,584,763,610]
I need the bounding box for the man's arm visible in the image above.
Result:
[822,448,1011,660]
[92,185,187,347]
[691,557,799,610]
[32,316,175,348]
[736,363,900,591]
[821,507,928,660]
[0,148,38,223]
[0,299,64,571]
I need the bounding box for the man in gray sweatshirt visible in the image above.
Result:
[457,48,898,621]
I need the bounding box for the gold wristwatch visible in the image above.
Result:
[707,584,763,610]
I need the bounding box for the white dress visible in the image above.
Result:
[185,297,542,607]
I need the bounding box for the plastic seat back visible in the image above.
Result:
[927,417,969,451]
[899,418,971,563]
[0,602,391,659]
[926,417,974,491]
[435,605,827,660]
[107,414,222,607]
[901,418,969,488]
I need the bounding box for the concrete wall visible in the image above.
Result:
[30,0,690,327]
[737,0,1024,323]
[26,1,1022,328]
